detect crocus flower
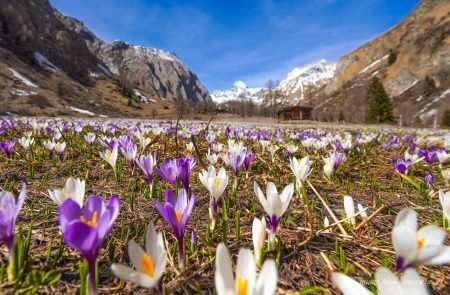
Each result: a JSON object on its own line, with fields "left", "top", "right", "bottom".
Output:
{"left": 154, "top": 189, "right": 195, "bottom": 268}
{"left": 177, "top": 156, "right": 195, "bottom": 191}
{"left": 332, "top": 267, "right": 428, "bottom": 295}
{"left": 426, "top": 172, "right": 434, "bottom": 188}
{"left": 111, "top": 222, "right": 167, "bottom": 291}
{"left": 439, "top": 190, "right": 450, "bottom": 229}
{"left": 227, "top": 142, "right": 246, "bottom": 176}
{"left": 48, "top": 177, "right": 86, "bottom": 207}
{"left": 84, "top": 133, "right": 96, "bottom": 145}
{"left": 186, "top": 142, "right": 194, "bottom": 153}
{"left": 243, "top": 150, "right": 255, "bottom": 174}
{"left": 207, "top": 150, "right": 219, "bottom": 165}
{"left": 437, "top": 150, "right": 450, "bottom": 165}
{"left": 286, "top": 143, "right": 298, "bottom": 156}
{"left": 137, "top": 153, "right": 158, "bottom": 185}
{"left": 252, "top": 217, "right": 266, "bottom": 267}
{"left": 259, "top": 140, "right": 270, "bottom": 153}
{"left": 254, "top": 181, "right": 293, "bottom": 249}
{"left": 156, "top": 158, "right": 179, "bottom": 185}
{"left": 18, "top": 136, "right": 34, "bottom": 151}
{"left": 0, "top": 183, "right": 26, "bottom": 251}
{"left": 122, "top": 145, "right": 137, "bottom": 168}
{"left": 404, "top": 150, "right": 424, "bottom": 165}
{"left": 59, "top": 194, "right": 120, "bottom": 295}
{"left": 99, "top": 145, "right": 118, "bottom": 171}
{"left": 392, "top": 207, "right": 450, "bottom": 272}
{"left": 323, "top": 156, "right": 336, "bottom": 179}
{"left": 43, "top": 139, "right": 56, "bottom": 156}
{"left": 393, "top": 159, "right": 411, "bottom": 175}
{"left": 55, "top": 141, "right": 66, "bottom": 160}
{"left": 330, "top": 151, "right": 346, "bottom": 170}
{"left": 268, "top": 145, "right": 279, "bottom": 163}
{"left": 289, "top": 156, "right": 313, "bottom": 185}
{"left": 0, "top": 139, "right": 16, "bottom": 156}
{"left": 215, "top": 243, "right": 277, "bottom": 295}
{"left": 199, "top": 166, "right": 228, "bottom": 230}
{"left": 343, "top": 195, "right": 367, "bottom": 226}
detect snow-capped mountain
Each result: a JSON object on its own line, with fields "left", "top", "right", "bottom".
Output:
{"left": 277, "top": 59, "right": 336, "bottom": 103}
{"left": 211, "top": 81, "right": 265, "bottom": 104}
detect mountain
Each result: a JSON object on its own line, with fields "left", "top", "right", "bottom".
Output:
{"left": 276, "top": 59, "right": 336, "bottom": 104}
{"left": 211, "top": 81, "right": 265, "bottom": 104}
{"left": 312, "top": 0, "right": 450, "bottom": 124}
{"left": 57, "top": 12, "right": 209, "bottom": 103}
{"left": 0, "top": 0, "right": 210, "bottom": 117}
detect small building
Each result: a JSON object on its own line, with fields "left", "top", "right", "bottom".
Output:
{"left": 277, "top": 105, "right": 313, "bottom": 122}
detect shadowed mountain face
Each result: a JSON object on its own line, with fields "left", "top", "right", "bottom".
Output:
{"left": 0, "top": 0, "right": 210, "bottom": 117}
{"left": 311, "top": 0, "right": 450, "bottom": 124}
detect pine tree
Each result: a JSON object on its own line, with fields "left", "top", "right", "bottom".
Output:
{"left": 442, "top": 110, "right": 450, "bottom": 128}
{"left": 366, "top": 77, "right": 394, "bottom": 123}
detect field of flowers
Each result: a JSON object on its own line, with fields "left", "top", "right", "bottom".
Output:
{"left": 0, "top": 117, "right": 450, "bottom": 294}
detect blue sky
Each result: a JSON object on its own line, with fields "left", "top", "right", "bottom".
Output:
{"left": 51, "top": 0, "right": 418, "bottom": 91}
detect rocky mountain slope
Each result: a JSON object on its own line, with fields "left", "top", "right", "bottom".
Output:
{"left": 276, "top": 59, "right": 336, "bottom": 104}
{"left": 211, "top": 81, "right": 265, "bottom": 104}
{"left": 0, "top": 0, "right": 210, "bottom": 117}
{"left": 312, "top": 0, "right": 450, "bottom": 124}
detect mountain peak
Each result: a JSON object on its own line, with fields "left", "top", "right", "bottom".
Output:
{"left": 232, "top": 81, "right": 247, "bottom": 89}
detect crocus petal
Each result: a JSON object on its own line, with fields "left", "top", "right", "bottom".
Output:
{"left": 331, "top": 272, "right": 372, "bottom": 295}
{"left": 215, "top": 243, "right": 234, "bottom": 295}
{"left": 254, "top": 259, "right": 278, "bottom": 295}
{"left": 254, "top": 182, "right": 268, "bottom": 213}
{"left": 62, "top": 221, "right": 98, "bottom": 262}
{"left": 111, "top": 264, "right": 135, "bottom": 282}
{"left": 236, "top": 248, "right": 256, "bottom": 295}
{"left": 427, "top": 247, "right": 450, "bottom": 265}
{"left": 59, "top": 198, "right": 83, "bottom": 232}
{"left": 392, "top": 226, "right": 418, "bottom": 267}
{"left": 128, "top": 240, "right": 146, "bottom": 273}
{"left": 376, "top": 267, "right": 403, "bottom": 295}
{"left": 399, "top": 268, "right": 429, "bottom": 295}
{"left": 395, "top": 208, "right": 418, "bottom": 231}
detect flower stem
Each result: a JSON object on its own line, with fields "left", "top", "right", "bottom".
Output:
{"left": 177, "top": 238, "right": 185, "bottom": 269}
{"left": 297, "top": 181, "right": 314, "bottom": 247}
{"left": 88, "top": 260, "right": 97, "bottom": 295}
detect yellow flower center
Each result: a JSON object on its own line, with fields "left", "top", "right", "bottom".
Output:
{"left": 140, "top": 253, "right": 155, "bottom": 277}
{"left": 237, "top": 277, "right": 248, "bottom": 295}
{"left": 80, "top": 211, "right": 98, "bottom": 227}
{"left": 176, "top": 209, "right": 182, "bottom": 222}
{"left": 214, "top": 178, "right": 221, "bottom": 188}
{"left": 107, "top": 150, "right": 112, "bottom": 157}
{"left": 417, "top": 237, "right": 426, "bottom": 249}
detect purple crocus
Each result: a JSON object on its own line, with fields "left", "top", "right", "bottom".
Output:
{"left": 137, "top": 152, "right": 158, "bottom": 185}
{"left": 0, "top": 183, "right": 26, "bottom": 252}
{"left": 393, "top": 159, "right": 411, "bottom": 175}
{"left": 0, "top": 139, "right": 16, "bottom": 156}
{"left": 177, "top": 156, "right": 196, "bottom": 191}
{"left": 59, "top": 195, "right": 120, "bottom": 295}
{"left": 426, "top": 172, "right": 434, "bottom": 188}
{"left": 243, "top": 150, "right": 255, "bottom": 172}
{"left": 155, "top": 189, "right": 195, "bottom": 268}
{"left": 330, "top": 151, "right": 346, "bottom": 170}
{"left": 156, "top": 158, "right": 179, "bottom": 185}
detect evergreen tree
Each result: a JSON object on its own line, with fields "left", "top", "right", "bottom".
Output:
{"left": 366, "top": 77, "right": 394, "bottom": 123}
{"left": 442, "top": 110, "right": 450, "bottom": 128}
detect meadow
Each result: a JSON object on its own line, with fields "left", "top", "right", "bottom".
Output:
{"left": 0, "top": 117, "right": 449, "bottom": 294}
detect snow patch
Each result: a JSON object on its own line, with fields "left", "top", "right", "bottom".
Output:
{"left": 358, "top": 55, "right": 389, "bottom": 74}
{"left": 97, "top": 64, "right": 113, "bottom": 77}
{"left": 133, "top": 89, "right": 156, "bottom": 103}
{"left": 416, "top": 88, "right": 450, "bottom": 116}
{"left": 69, "top": 106, "right": 96, "bottom": 116}
{"left": 211, "top": 81, "right": 264, "bottom": 104}
{"left": 9, "top": 68, "right": 38, "bottom": 88}
{"left": 33, "top": 52, "right": 59, "bottom": 72}
{"left": 11, "top": 88, "right": 37, "bottom": 96}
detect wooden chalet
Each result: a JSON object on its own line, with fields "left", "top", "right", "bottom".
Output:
{"left": 277, "top": 105, "right": 313, "bottom": 122}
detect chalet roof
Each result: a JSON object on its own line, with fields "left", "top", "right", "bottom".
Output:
{"left": 277, "top": 105, "right": 313, "bottom": 114}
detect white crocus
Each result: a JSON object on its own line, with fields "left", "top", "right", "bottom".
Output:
{"left": 199, "top": 166, "right": 229, "bottom": 200}
{"left": 252, "top": 217, "right": 267, "bottom": 267}
{"left": 48, "top": 177, "right": 85, "bottom": 207}
{"left": 99, "top": 145, "right": 118, "bottom": 171}
{"left": 332, "top": 267, "right": 428, "bottom": 295}
{"left": 43, "top": 139, "right": 56, "bottom": 152}
{"left": 186, "top": 142, "right": 194, "bottom": 153}
{"left": 404, "top": 150, "right": 424, "bottom": 165}
{"left": 286, "top": 143, "right": 298, "bottom": 154}
{"left": 111, "top": 222, "right": 167, "bottom": 289}
{"left": 134, "top": 131, "right": 151, "bottom": 151}
{"left": 18, "top": 136, "right": 34, "bottom": 151}
{"left": 215, "top": 243, "right": 277, "bottom": 295}
{"left": 268, "top": 145, "right": 279, "bottom": 163}
{"left": 343, "top": 196, "right": 367, "bottom": 225}
{"left": 54, "top": 141, "right": 66, "bottom": 154}
{"left": 260, "top": 140, "right": 270, "bottom": 153}
{"left": 289, "top": 156, "right": 313, "bottom": 185}
{"left": 207, "top": 151, "right": 219, "bottom": 165}
{"left": 323, "top": 156, "right": 336, "bottom": 179}
{"left": 439, "top": 190, "right": 450, "bottom": 229}
{"left": 437, "top": 150, "right": 450, "bottom": 165}
{"left": 392, "top": 207, "right": 450, "bottom": 271}
{"left": 199, "top": 166, "right": 229, "bottom": 230}
{"left": 84, "top": 133, "right": 96, "bottom": 145}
